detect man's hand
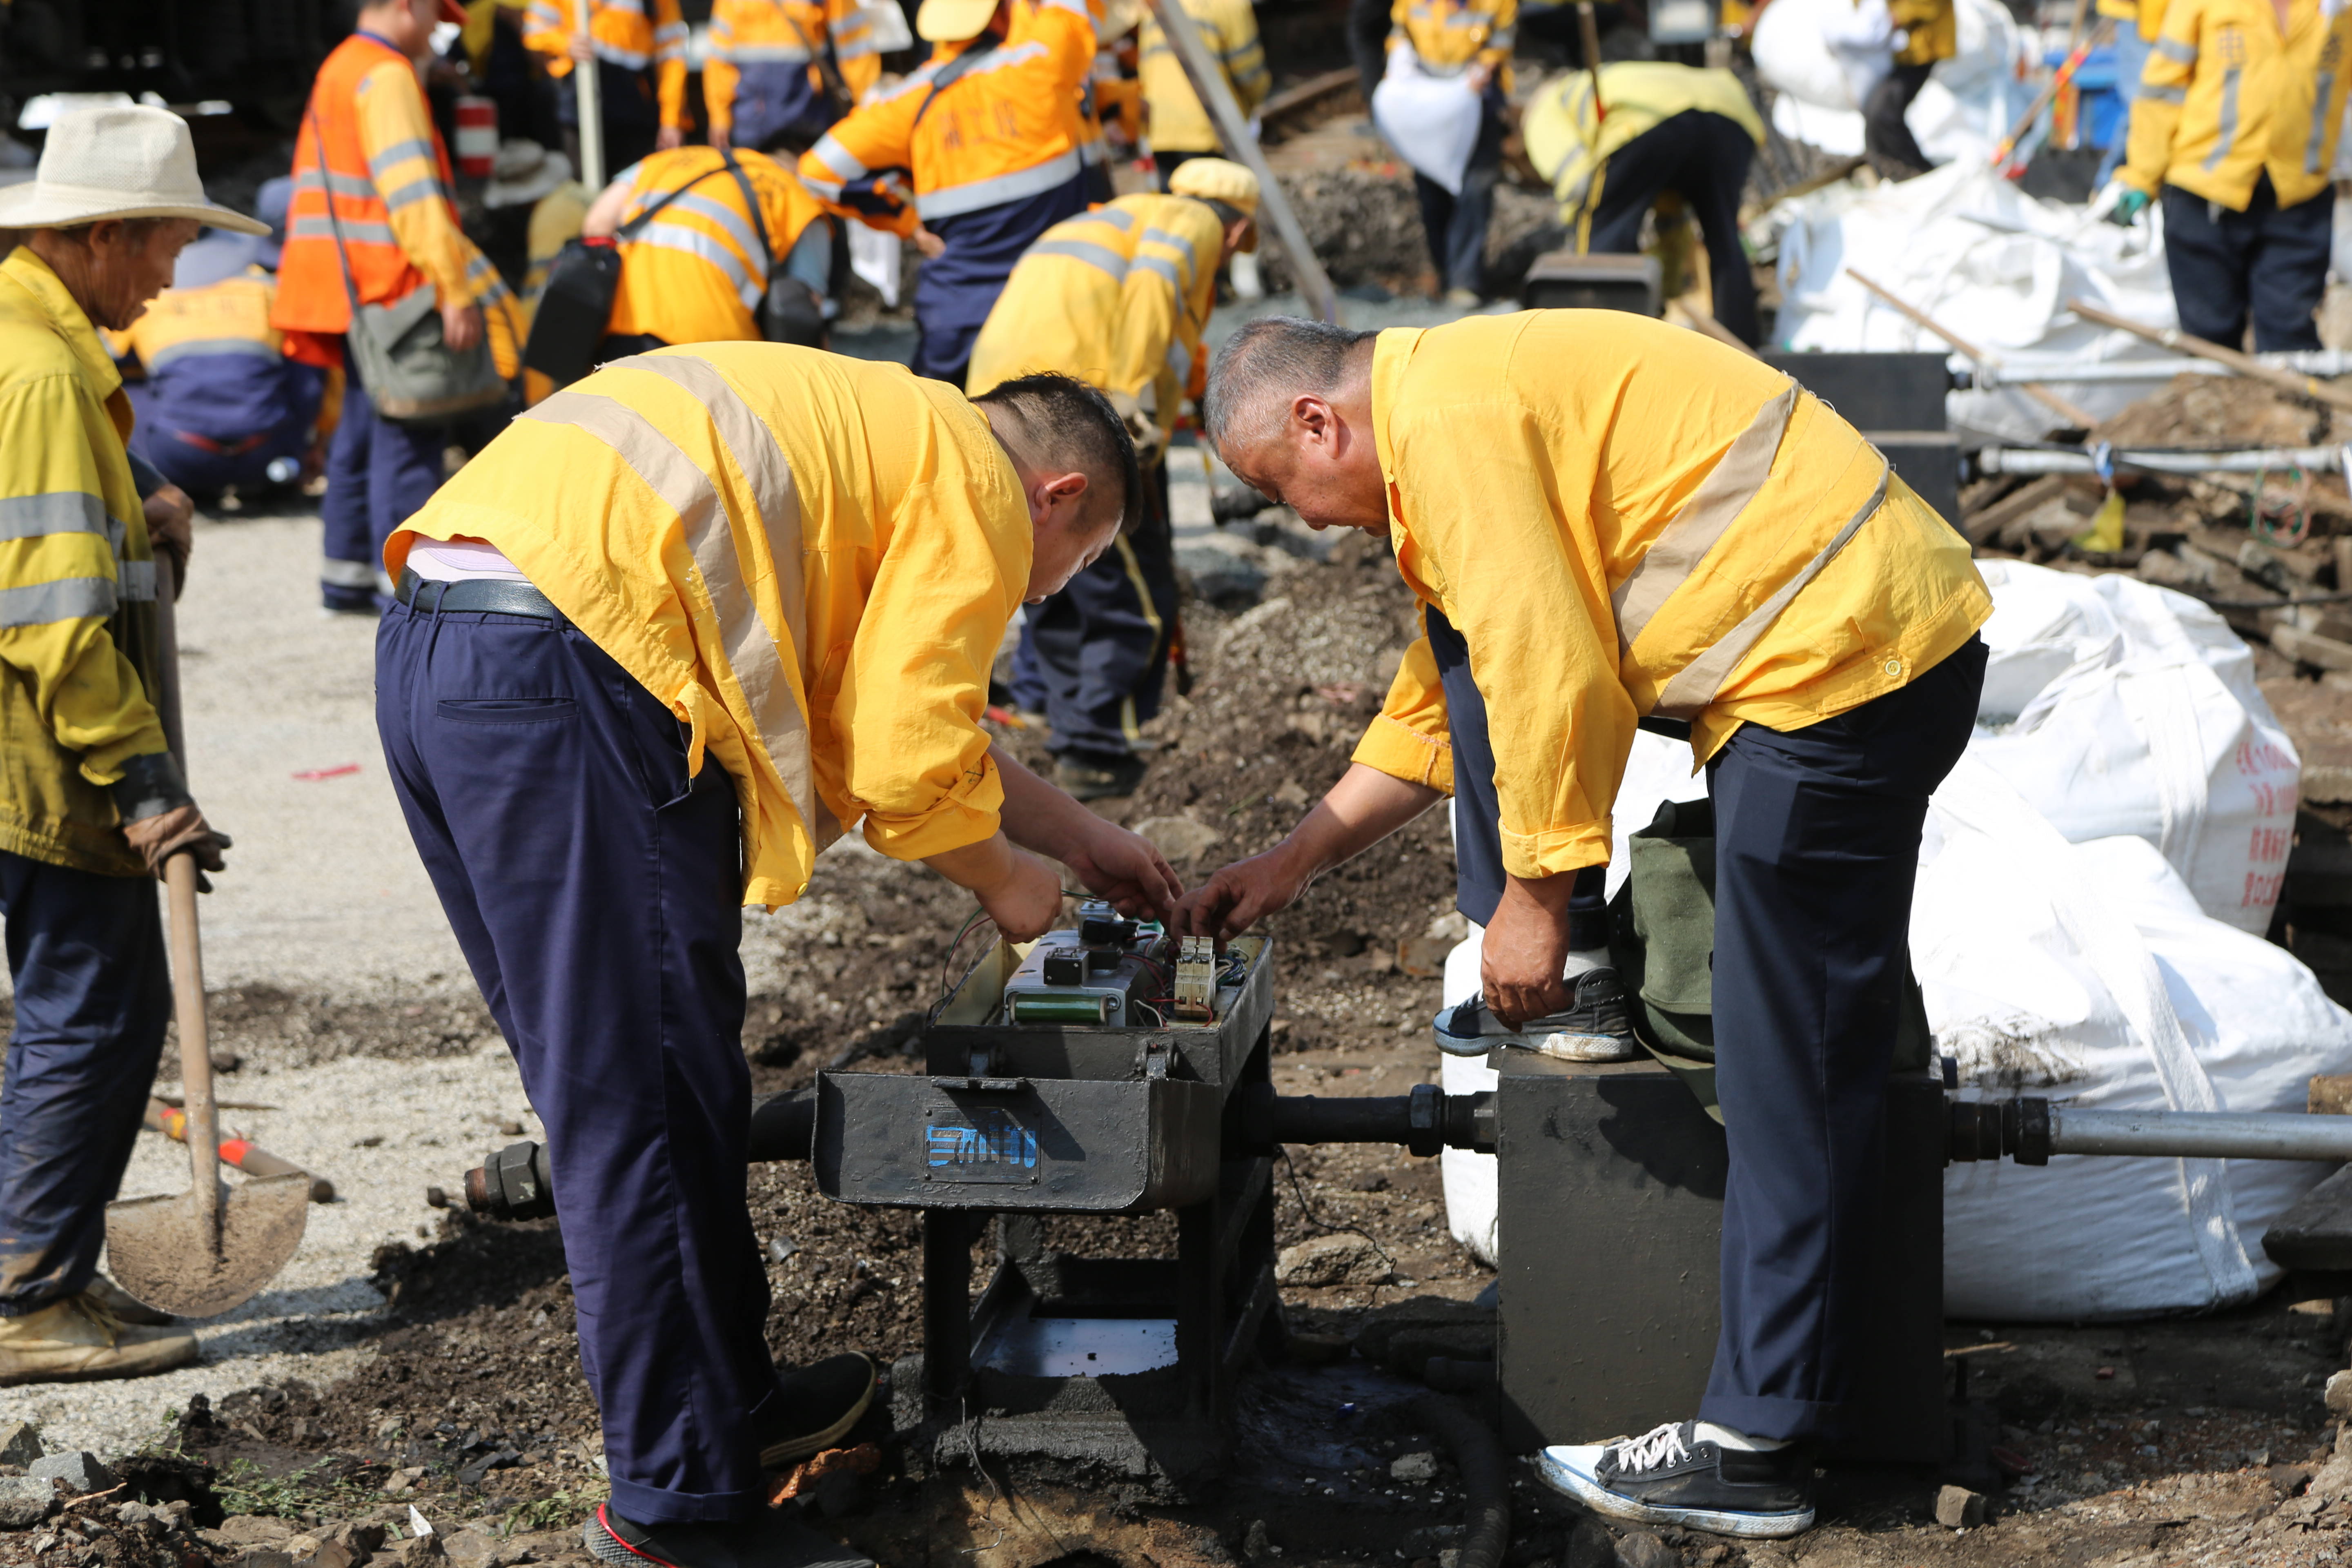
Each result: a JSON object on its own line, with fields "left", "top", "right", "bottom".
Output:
{"left": 1061, "top": 819, "right": 1182, "bottom": 923}
{"left": 567, "top": 33, "right": 597, "bottom": 61}
{"left": 1479, "top": 871, "right": 1576, "bottom": 1026}
{"left": 710, "top": 127, "right": 731, "bottom": 149}
{"left": 441, "top": 298, "right": 485, "bottom": 352}
{"left": 2107, "top": 187, "right": 2152, "bottom": 226}
{"left": 970, "top": 849, "right": 1065, "bottom": 941}
{"left": 1171, "top": 848, "right": 1308, "bottom": 942}
{"left": 122, "top": 804, "right": 231, "bottom": 882}
{"left": 143, "top": 484, "right": 194, "bottom": 597}
{"left": 656, "top": 125, "right": 685, "bottom": 150}
{"left": 912, "top": 225, "right": 946, "bottom": 259}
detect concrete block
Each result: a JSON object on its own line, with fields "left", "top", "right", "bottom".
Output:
{"left": 219, "top": 1515, "right": 299, "bottom": 1544}
{"left": 26, "top": 1451, "right": 115, "bottom": 1494}
{"left": 2327, "top": 1369, "right": 2352, "bottom": 1416}
{"left": 1935, "top": 1483, "right": 1988, "bottom": 1528}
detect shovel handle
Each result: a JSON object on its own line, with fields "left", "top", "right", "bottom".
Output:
{"left": 149, "top": 555, "right": 222, "bottom": 1251}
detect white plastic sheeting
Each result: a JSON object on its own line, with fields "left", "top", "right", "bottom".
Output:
{"left": 1769, "top": 160, "right": 2179, "bottom": 439}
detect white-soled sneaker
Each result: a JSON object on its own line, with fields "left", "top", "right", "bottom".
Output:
{"left": 1538, "top": 1421, "right": 1816, "bottom": 1539}
{"left": 1432, "top": 969, "right": 1638, "bottom": 1060}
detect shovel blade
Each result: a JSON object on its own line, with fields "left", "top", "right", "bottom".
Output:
{"left": 104, "top": 1172, "right": 309, "bottom": 1319}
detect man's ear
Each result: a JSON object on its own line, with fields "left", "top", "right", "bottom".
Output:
{"left": 1036, "top": 470, "right": 1089, "bottom": 517}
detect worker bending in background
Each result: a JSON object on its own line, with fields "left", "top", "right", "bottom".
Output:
{"left": 118, "top": 178, "right": 337, "bottom": 503}
{"left": 2112, "top": 0, "right": 2352, "bottom": 351}
{"left": 378, "top": 345, "right": 1176, "bottom": 1568}
{"left": 970, "top": 158, "right": 1261, "bottom": 799}
{"left": 1179, "top": 311, "right": 1989, "bottom": 1538}
{"left": 1861, "top": 0, "right": 1953, "bottom": 178}
{"left": 0, "top": 104, "right": 243, "bottom": 1384}
{"left": 1138, "top": 0, "right": 1269, "bottom": 185}
{"left": 1518, "top": 62, "right": 1767, "bottom": 345}
{"left": 275, "top": 0, "right": 522, "bottom": 613}
{"left": 522, "top": 0, "right": 690, "bottom": 177}
{"left": 706, "top": 0, "right": 883, "bottom": 155}
{"left": 801, "top": 0, "right": 1096, "bottom": 385}
{"left": 580, "top": 142, "right": 836, "bottom": 357}
{"left": 1376, "top": 0, "right": 1517, "bottom": 302}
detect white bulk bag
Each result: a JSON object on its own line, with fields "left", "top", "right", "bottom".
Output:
{"left": 1371, "top": 43, "right": 1485, "bottom": 196}
{"left": 1923, "top": 759, "right": 2352, "bottom": 1319}
{"left": 1970, "top": 561, "right": 2298, "bottom": 935}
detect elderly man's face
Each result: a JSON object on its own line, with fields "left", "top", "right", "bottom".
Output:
{"left": 68, "top": 218, "right": 201, "bottom": 331}
{"left": 1217, "top": 392, "right": 1390, "bottom": 537}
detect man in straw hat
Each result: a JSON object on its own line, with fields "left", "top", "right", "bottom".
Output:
{"left": 968, "top": 156, "right": 1261, "bottom": 800}
{"left": 0, "top": 102, "right": 248, "bottom": 1382}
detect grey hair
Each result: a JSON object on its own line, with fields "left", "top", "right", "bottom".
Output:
{"left": 1200, "top": 316, "right": 1376, "bottom": 459}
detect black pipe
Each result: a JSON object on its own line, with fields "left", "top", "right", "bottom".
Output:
{"left": 748, "top": 1087, "right": 817, "bottom": 1162}
{"left": 1409, "top": 1392, "right": 1509, "bottom": 1568}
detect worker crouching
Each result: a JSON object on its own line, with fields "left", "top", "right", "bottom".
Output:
{"left": 376, "top": 345, "right": 1179, "bottom": 1568}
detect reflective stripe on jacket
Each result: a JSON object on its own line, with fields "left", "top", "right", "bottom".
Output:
{"left": 386, "top": 343, "right": 1031, "bottom": 907}
{"left": 1886, "top": 0, "right": 1956, "bottom": 64}
{"left": 2097, "top": 0, "right": 2176, "bottom": 43}
{"left": 1522, "top": 62, "right": 1763, "bottom": 220}
{"left": 800, "top": 0, "right": 1095, "bottom": 229}
{"left": 706, "top": 0, "right": 883, "bottom": 144}
{"left": 1351, "top": 312, "right": 1990, "bottom": 879}
{"left": 116, "top": 273, "right": 329, "bottom": 448}
{"left": 966, "top": 192, "right": 1225, "bottom": 420}
{"left": 2122, "top": 0, "right": 2352, "bottom": 209}
{"left": 1389, "top": 0, "right": 1515, "bottom": 80}
{"left": 1138, "top": 0, "right": 1269, "bottom": 154}
{"left": 0, "top": 247, "right": 166, "bottom": 877}
{"left": 274, "top": 32, "right": 519, "bottom": 336}
{"left": 607, "top": 147, "right": 829, "bottom": 342}
{"left": 523, "top": 0, "right": 690, "bottom": 126}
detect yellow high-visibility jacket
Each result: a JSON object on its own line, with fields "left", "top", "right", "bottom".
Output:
{"left": 523, "top": 0, "right": 691, "bottom": 129}
{"left": 524, "top": 180, "right": 594, "bottom": 307}
{"left": 2097, "top": 0, "right": 2174, "bottom": 43}
{"left": 0, "top": 247, "right": 167, "bottom": 877}
{"left": 1522, "top": 62, "right": 1763, "bottom": 224}
{"left": 2122, "top": 0, "right": 2352, "bottom": 209}
{"left": 1138, "top": 0, "right": 1269, "bottom": 155}
{"left": 704, "top": 0, "right": 885, "bottom": 146}
{"left": 1886, "top": 0, "right": 1956, "bottom": 64}
{"left": 388, "top": 344, "right": 1031, "bottom": 908}
{"left": 606, "top": 146, "right": 831, "bottom": 344}
{"left": 1392, "top": 0, "right": 1515, "bottom": 89}
{"left": 1352, "top": 312, "right": 1989, "bottom": 878}
{"left": 965, "top": 192, "right": 1226, "bottom": 421}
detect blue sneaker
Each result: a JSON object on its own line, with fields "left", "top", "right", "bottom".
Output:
{"left": 1432, "top": 968, "right": 1637, "bottom": 1060}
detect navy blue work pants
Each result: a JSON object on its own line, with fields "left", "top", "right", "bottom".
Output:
{"left": 375, "top": 600, "right": 782, "bottom": 1523}
{"left": 1584, "top": 111, "right": 1762, "bottom": 347}
{"left": 2163, "top": 176, "right": 2333, "bottom": 353}
{"left": 1009, "top": 464, "right": 1177, "bottom": 762}
{"left": 321, "top": 361, "right": 448, "bottom": 611}
{"left": 1411, "top": 93, "right": 1505, "bottom": 295}
{"left": 913, "top": 172, "right": 1092, "bottom": 386}
{"left": 1699, "top": 635, "right": 1984, "bottom": 1441}
{"left": 0, "top": 851, "right": 171, "bottom": 1316}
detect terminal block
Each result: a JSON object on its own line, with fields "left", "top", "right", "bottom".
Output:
{"left": 1173, "top": 936, "right": 1216, "bottom": 1022}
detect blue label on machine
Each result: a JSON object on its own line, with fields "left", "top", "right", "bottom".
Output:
{"left": 925, "top": 1108, "right": 1038, "bottom": 1180}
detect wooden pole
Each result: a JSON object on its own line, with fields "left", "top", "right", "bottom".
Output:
{"left": 1846, "top": 268, "right": 2100, "bottom": 428}
{"left": 575, "top": 0, "right": 606, "bottom": 189}
{"left": 2067, "top": 296, "right": 2352, "bottom": 413}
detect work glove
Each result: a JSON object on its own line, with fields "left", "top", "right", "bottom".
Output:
{"left": 2107, "top": 187, "right": 2152, "bottom": 227}
{"left": 111, "top": 752, "right": 231, "bottom": 883}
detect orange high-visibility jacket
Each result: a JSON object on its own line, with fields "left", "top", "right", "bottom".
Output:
{"left": 607, "top": 147, "right": 832, "bottom": 343}
{"left": 523, "top": 0, "right": 691, "bottom": 129}
{"left": 705, "top": 0, "right": 885, "bottom": 144}
{"left": 274, "top": 31, "right": 518, "bottom": 343}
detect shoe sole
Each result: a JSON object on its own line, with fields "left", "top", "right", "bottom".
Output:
{"left": 585, "top": 1509, "right": 651, "bottom": 1568}
{"left": 1536, "top": 1451, "right": 1814, "bottom": 1540}
{"left": 1532, "top": 1032, "right": 1644, "bottom": 1063}
{"left": 1433, "top": 1029, "right": 1493, "bottom": 1058}
{"left": 758, "top": 1363, "right": 878, "bottom": 1468}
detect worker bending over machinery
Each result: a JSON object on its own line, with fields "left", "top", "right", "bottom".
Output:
{"left": 522, "top": 0, "right": 691, "bottom": 175}
{"left": 0, "top": 105, "right": 245, "bottom": 1385}
{"left": 801, "top": 0, "right": 1096, "bottom": 385}
{"left": 969, "top": 157, "right": 1261, "bottom": 799}
{"left": 118, "top": 178, "right": 335, "bottom": 503}
{"left": 706, "top": 0, "right": 884, "bottom": 155}
{"left": 379, "top": 345, "right": 1177, "bottom": 1568}
{"left": 1519, "top": 63, "right": 1767, "bottom": 345}
{"left": 1137, "top": 0, "right": 1270, "bottom": 185}
{"left": 2111, "top": 0, "right": 2352, "bottom": 352}
{"left": 275, "top": 0, "right": 521, "bottom": 613}
{"left": 580, "top": 143, "right": 836, "bottom": 356}
{"left": 1178, "top": 312, "right": 1989, "bottom": 1539}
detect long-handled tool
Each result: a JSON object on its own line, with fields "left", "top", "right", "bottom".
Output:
{"left": 143, "top": 1100, "right": 335, "bottom": 1204}
{"left": 104, "top": 554, "right": 307, "bottom": 1318}
{"left": 2067, "top": 296, "right": 2352, "bottom": 414}
{"left": 1846, "top": 267, "right": 2100, "bottom": 428}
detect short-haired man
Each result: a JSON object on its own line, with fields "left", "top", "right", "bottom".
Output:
{"left": 0, "top": 104, "right": 245, "bottom": 1381}
{"left": 1176, "top": 312, "right": 1989, "bottom": 1539}
{"left": 379, "top": 345, "right": 1176, "bottom": 1568}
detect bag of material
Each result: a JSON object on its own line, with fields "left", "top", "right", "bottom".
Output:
{"left": 1371, "top": 42, "right": 1484, "bottom": 196}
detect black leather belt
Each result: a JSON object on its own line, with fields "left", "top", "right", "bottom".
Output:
{"left": 394, "top": 568, "right": 558, "bottom": 619}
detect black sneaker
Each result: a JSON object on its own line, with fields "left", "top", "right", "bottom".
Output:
{"left": 1054, "top": 753, "right": 1148, "bottom": 801}
{"left": 1432, "top": 969, "right": 1638, "bottom": 1061}
{"left": 1537, "top": 1421, "right": 1815, "bottom": 1539}
{"left": 755, "top": 1352, "right": 878, "bottom": 1468}
{"left": 583, "top": 1503, "right": 873, "bottom": 1568}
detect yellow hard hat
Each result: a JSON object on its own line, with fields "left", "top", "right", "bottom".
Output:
{"left": 1167, "top": 157, "right": 1261, "bottom": 250}
{"left": 916, "top": 0, "right": 999, "bottom": 40}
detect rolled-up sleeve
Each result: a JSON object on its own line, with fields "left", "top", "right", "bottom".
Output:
{"left": 1352, "top": 618, "right": 1453, "bottom": 792}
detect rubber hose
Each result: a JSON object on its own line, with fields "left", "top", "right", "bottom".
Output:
{"left": 1410, "top": 1392, "right": 1509, "bottom": 1568}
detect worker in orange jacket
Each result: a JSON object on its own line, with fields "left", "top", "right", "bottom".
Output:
{"left": 523, "top": 0, "right": 690, "bottom": 177}
{"left": 800, "top": 0, "right": 1096, "bottom": 384}
{"left": 274, "top": 0, "right": 522, "bottom": 611}
{"left": 706, "top": 0, "right": 884, "bottom": 154}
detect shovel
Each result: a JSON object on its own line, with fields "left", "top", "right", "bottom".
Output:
{"left": 103, "top": 552, "right": 307, "bottom": 1318}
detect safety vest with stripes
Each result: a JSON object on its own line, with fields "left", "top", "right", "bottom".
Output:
{"left": 115, "top": 273, "right": 332, "bottom": 452}
{"left": 800, "top": 0, "right": 1095, "bottom": 229}
{"left": 1389, "top": 0, "right": 1515, "bottom": 79}
{"left": 607, "top": 147, "right": 830, "bottom": 343}
{"left": 705, "top": 0, "right": 884, "bottom": 147}
{"left": 1352, "top": 311, "right": 1990, "bottom": 881}
{"left": 1138, "top": 0, "right": 1270, "bottom": 154}
{"left": 386, "top": 344, "right": 1033, "bottom": 909}
{"left": 966, "top": 192, "right": 1225, "bottom": 422}
{"left": 2122, "top": 0, "right": 2352, "bottom": 209}
{"left": 523, "top": 0, "right": 691, "bottom": 127}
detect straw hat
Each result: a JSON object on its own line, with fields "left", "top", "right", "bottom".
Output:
{"left": 1167, "top": 157, "right": 1261, "bottom": 249}
{"left": 0, "top": 104, "right": 268, "bottom": 234}
{"left": 916, "top": 0, "right": 1000, "bottom": 42}
{"left": 485, "top": 140, "right": 576, "bottom": 209}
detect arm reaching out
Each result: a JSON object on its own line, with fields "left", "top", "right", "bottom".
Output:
{"left": 991, "top": 743, "right": 1183, "bottom": 920}
{"left": 1173, "top": 763, "right": 1442, "bottom": 940}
